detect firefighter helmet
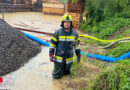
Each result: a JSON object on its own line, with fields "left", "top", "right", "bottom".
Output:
{"left": 61, "top": 14, "right": 73, "bottom": 27}
{"left": 61, "top": 14, "right": 73, "bottom": 23}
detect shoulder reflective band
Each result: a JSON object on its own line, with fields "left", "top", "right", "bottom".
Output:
{"left": 51, "top": 37, "right": 58, "bottom": 42}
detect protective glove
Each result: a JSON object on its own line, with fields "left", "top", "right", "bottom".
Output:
{"left": 49, "top": 54, "right": 54, "bottom": 62}
{"left": 77, "top": 54, "right": 81, "bottom": 64}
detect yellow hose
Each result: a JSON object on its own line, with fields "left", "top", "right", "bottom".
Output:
{"left": 79, "top": 34, "right": 130, "bottom": 42}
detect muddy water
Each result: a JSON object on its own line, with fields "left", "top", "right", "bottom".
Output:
{"left": 1, "top": 47, "right": 61, "bottom": 90}
{"left": 0, "top": 12, "right": 61, "bottom": 34}
{"left": 0, "top": 12, "right": 66, "bottom": 90}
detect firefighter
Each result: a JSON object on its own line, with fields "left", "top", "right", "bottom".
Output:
{"left": 49, "top": 14, "right": 81, "bottom": 79}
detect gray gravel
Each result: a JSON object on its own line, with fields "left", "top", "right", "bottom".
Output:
{"left": 0, "top": 19, "right": 41, "bottom": 76}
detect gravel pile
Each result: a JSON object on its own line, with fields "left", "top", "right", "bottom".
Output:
{"left": 0, "top": 19, "right": 41, "bottom": 76}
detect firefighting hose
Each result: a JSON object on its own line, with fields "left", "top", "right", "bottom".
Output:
{"left": 23, "top": 32, "right": 130, "bottom": 62}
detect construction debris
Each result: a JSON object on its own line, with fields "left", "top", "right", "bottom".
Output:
{"left": 0, "top": 19, "right": 41, "bottom": 76}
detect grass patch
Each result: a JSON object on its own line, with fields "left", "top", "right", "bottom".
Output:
{"left": 104, "top": 42, "right": 130, "bottom": 57}
{"left": 87, "top": 59, "right": 130, "bottom": 90}
{"left": 71, "top": 55, "right": 89, "bottom": 77}
{"left": 80, "top": 15, "right": 130, "bottom": 39}
{"left": 71, "top": 56, "right": 79, "bottom": 77}
{"left": 114, "top": 29, "right": 130, "bottom": 39}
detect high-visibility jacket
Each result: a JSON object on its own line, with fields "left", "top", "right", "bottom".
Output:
{"left": 49, "top": 28, "right": 81, "bottom": 64}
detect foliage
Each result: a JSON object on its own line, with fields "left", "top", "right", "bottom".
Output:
{"left": 103, "top": 29, "right": 130, "bottom": 57}
{"left": 72, "top": 1, "right": 130, "bottom": 89}
{"left": 114, "top": 29, "right": 130, "bottom": 39}
{"left": 88, "top": 59, "right": 130, "bottom": 90}
{"left": 70, "top": 56, "right": 79, "bottom": 77}
{"left": 60, "top": 0, "right": 67, "bottom": 4}
{"left": 80, "top": 0, "right": 130, "bottom": 39}
{"left": 115, "top": 11, "right": 130, "bottom": 18}
{"left": 84, "top": 0, "right": 129, "bottom": 22}
{"left": 71, "top": 0, "right": 77, "bottom": 3}
{"left": 80, "top": 14, "right": 130, "bottom": 39}
{"left": 71, "top": 55, "right": 87, "bottom": 77}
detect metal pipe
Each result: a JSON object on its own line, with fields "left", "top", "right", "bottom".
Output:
{"left": 2, "top": 7, "right": 4, "bottom": 20}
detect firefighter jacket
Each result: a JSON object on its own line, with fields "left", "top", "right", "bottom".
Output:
{"left": 49, "top": 28, "right": 81, "bottom": 64}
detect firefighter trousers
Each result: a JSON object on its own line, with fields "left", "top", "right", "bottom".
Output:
{"left": 52, "top": 59, "right": 72, "bottom": 79}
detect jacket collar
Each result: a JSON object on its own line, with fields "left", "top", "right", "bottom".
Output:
{"left": 62, "top": 27, "right": 72, "bottom": 34}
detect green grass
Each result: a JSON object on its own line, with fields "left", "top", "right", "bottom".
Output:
{"left": 70, "top": 55, "right": 87, "bottom": 77}
{"left": 80, "top": 17, "right": 130, "bottom": 39}
{"left": 70, "top": 56, "right": 79, "bottom": 77}
{"left": 87, "top": 59, "right": 130, "bottom": 90}
{"left": 114, "top": 29, "right": 130, "bottom": 39}
{"left": 81, "top": 29, "right": 130, "bottom": 89}
{"left": 104, "top": 42, "right": 130, "bottom": 58}
{"left": 79, "top": 3, "right": 130, "bottom": 89}
{"left": 79, "top": 19, "right": 130, "bottom": 89}
{"left": 59, "top": 0, "right": 67, "bottom": 4}
{"left": 72, "top": 6, "right": 130, "bottom": 89}
{"left": 103, "top": 29, "right": 130, "bottom": 57}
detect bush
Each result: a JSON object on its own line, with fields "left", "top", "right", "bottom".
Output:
{"left": 84, "top": 0, "right": 129, "bottom": 22}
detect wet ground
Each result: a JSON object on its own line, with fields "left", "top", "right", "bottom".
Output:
{"left": 0, "top": 12, "right": 62, "bottom": 90}
{"left": 1, "top": 47, "right": 55, "bottom": 90}
{"left": 0, "top": 12, "right": 101, "bottom": 90}
{"left": 1, "top": 12, "right": 61, "bottom": 39}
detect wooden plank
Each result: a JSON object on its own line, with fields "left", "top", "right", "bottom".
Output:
{"left": 43, "top": 7, "right": 64, "bottom": 15}
{"left": 41, "top": 0, "right": 60, "bottom": 3}
{"left": 42, "top": 3, "right": 64, "bottom": 8}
